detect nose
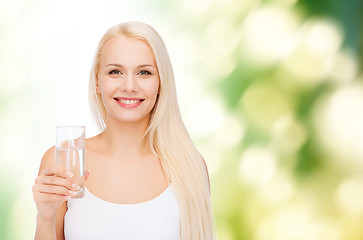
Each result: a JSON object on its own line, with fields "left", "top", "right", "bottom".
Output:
{"left": 121, "top": 75, "right": 138, "bottom": 93}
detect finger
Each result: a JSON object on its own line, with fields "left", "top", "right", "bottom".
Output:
{"left": 36, "top": 176, "right": 80, "bottom": 191}
{"left": 36, "top": 184, "right": 78, "bottom": 197}
{"left": 42, "top": 166, "right": 73, "bottom": 178}
{"left": 42, "top": 166, "right": 62, "bottom": 176}
{"left": 85, "top": 170, "right": 90, "bottom": 180}
{"left": 35, "top": 192, "right": 71, "bottom": 202}
{"left": 33, "top": 184, "right": 71, "bottom": 202}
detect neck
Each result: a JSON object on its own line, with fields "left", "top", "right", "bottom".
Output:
{"left": 99, "top": 117, "right": 152, "bottom": 162}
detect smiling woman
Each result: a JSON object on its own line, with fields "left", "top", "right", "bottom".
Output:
{"left": 96, "top": 35, "right": 160, "bottom": 124}
{"left": 32, "top": 21, "right": 215, "bottom": 240}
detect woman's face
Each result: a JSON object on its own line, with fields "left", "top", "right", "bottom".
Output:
{"left": 97, "top": 35, "right": 160, "bottom": 125}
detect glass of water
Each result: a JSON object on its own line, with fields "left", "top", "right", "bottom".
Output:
{"left": 56, "top": 126, "right": 85, "bottom": 198}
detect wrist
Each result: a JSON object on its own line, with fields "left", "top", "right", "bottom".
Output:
{"left": 36, "top": 214, "right": 56, "bottom": 224}
{"left": 35, "top": 215, "right": 57, "bottom": 240}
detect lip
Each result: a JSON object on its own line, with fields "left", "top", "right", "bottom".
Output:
{"left": 114, "top": 97, "right": 145, "bottom": 108}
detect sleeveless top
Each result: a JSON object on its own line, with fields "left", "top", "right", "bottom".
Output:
{"left": 64, "top": 184, "right": 180, "bottom": 240}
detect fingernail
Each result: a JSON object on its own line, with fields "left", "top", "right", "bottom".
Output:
{"left": 72, "top": 184, "right": 80, "bottom": 190}
{"left": 69, "top": 190, "right": 77, "bottom": 196}
{"left": 65, "top": 171, "right": 73, "bottom": 177}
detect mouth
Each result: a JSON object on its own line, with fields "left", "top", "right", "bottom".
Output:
{"left": 113, "top": 97, "right": 145, "bottom": 108}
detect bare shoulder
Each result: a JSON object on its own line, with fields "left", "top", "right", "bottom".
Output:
{"left": 38, "top": 146, "right": 56, "bottom": 175}
{"left": 85, "top": 134, "right": 102, "bottom": 152}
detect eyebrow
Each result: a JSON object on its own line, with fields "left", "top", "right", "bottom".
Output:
{"left": 106, "top": 64, "right": 156, "bottom": 68}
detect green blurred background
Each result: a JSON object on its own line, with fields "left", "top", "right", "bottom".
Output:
{"left": 1, "top": 0, "right": 363, "bottom": 239}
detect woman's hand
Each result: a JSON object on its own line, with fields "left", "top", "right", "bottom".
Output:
{"left": 32, "top": 166, "right": 89, "bottom": 221}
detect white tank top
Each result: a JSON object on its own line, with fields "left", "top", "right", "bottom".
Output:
{"left": 64, "top": 184, "right": 180, "bottom": 239}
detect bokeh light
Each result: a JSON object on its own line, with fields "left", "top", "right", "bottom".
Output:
{"left": 238, "top": 146, "right": 277, "bottom": 187}
{"left": 315, "top": 82, "right": 363, "bottom": 167}
{"left": 281, "top": 18, "right": 343, "bottom": 85}
{"left": 1, "top": 0, "right": 363, "bottom": 239}
{"left": 240, "top": 4, "right": 300, "bottom": 67}
{"left": 336, "top": 176, "right": 363, "bottom": 216}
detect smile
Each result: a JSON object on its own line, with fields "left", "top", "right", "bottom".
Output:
{"left": 114, "top": 98, "right": 145, "bottom": 108}
{"left": 119, "top": 99, "right": 142, "bottom": 104}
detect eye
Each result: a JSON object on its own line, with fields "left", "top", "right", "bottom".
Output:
{"left": 138, "top": 70, "right": 152, "bottom": 75}
{"left": 109, "top": 69, "right": 122, "bottom": 75}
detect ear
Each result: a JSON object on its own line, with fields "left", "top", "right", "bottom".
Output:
{"left": 96, "top": 85, "right": 101, "bottom": 94}
{"left": 96, "top": 78, "right": 101, "bottom": 94}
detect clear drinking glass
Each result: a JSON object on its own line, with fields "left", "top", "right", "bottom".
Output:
{"left": 56, "top": 126, "right": 85, "bottom": 198}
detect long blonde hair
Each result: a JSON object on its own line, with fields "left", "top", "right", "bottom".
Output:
{"left": 88, "top": 22, "right": 215, "bottom": 239}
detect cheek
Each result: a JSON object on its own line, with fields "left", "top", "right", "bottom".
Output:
{"left": 148, "top": 80, "right": 160, "bottom": 97}
{"left": 97, "top": 79, "right": 114, "bottom": 100}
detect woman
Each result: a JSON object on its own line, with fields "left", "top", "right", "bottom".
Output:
{"left": 33, "top": 21, "right": 215, "bottom": 239}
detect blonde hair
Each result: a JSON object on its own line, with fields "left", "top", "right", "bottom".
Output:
{"left": 88, "top": 22, "right": 215, "bottom": 239}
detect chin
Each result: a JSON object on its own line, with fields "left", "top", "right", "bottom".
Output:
{"left": 111, "top": 114, "right": 151, "bottom": 125}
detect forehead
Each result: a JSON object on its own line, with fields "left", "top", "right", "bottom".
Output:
{"left": 100, "top": 35, "right": 155, "bottom": 65}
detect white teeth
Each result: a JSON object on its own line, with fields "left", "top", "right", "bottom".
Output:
{"left": 118, "top": 99, "right": 141, "bottom": 104}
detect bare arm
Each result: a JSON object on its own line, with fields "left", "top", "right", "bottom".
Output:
{"left": 33, "top": 147, "right": 73, "bottom": 240}
{"left": 36, "top": 204, "right": 66, "bottom": 240}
